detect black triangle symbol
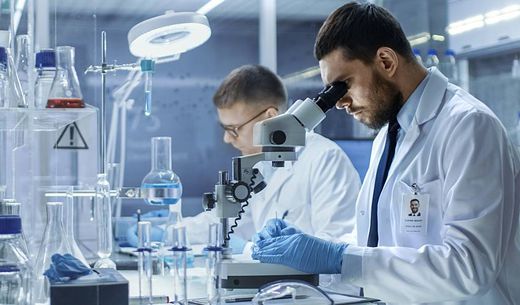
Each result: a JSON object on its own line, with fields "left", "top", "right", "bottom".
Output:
{"left": 53, "top": 122, "right": 89, "bottom": 149}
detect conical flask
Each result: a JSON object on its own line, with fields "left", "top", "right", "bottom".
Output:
{"left": 63, "top": 192, "right": 89, "bottom": 267}
{"left": 33, "top": 202, "right": 74, "bottom": 305}
{"left": 46, "top": 46, "right": 84, "bottom": 108}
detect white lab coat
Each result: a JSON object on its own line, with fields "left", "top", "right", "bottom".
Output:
{"left": 184, "top": 132, "right": 361, "bottom": 244}
{"left": 340, "top": 69, "right": 520, "bottom": 305}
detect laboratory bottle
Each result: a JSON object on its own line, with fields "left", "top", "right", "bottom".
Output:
{"left": 141, "top": 137, "right": 183, "bottom": 205}
{"left": 33, "top": 202, "right": 73, "bottom": 305}
{"left": 46, "top": 46, "right": 84, "bottom": 108}
{"left": 0, "top": 201, "right": 30, "bottom": 260}
{"left": 0, "top": 216, "right": 32, "bottom": 305}
{"left": 413, "top": 48, "right": 423, "bottom": 66}
{"left": 440, "top": 49, "right": 459, "bottom": 84}
{"left": 0, "top": 31, "right": 27, "bottom": 108}
{"left": 34, "top": 49, "right": 56, "bottom": 109}
{"left": 0, "top": 47, "right": 8, "bottom": 108}
{"left": 14, "top": 35, "right": 30, "bottom": 100}
{"left": 512, "top": 55, "right": 520, "bottom": 79}
{"left": 424, "top": 49, "right": 439, "bottom": 68}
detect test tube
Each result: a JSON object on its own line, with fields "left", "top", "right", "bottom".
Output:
{"left": 170, "top": 226, "right": 189, "bottom": 305}
{"left": 205, "top": 223, "right": 223, "bottom": 305}
{"left": 137, "top": 221, "right": 153, "bottom": 304}
{"left": 94, "top": 173, "right": 116, "bottom": 269}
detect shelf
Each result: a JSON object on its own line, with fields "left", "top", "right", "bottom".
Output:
{"left": 0, "top": 105, "right": 98, "bottom": 131}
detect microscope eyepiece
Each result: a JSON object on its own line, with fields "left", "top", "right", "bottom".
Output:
{"left": 315, "top": 81, "right": 348, "bottom": 113}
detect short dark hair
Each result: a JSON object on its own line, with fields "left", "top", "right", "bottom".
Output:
{"left": 314, "top": 2, "right": 414, "bottom": 63}
{"left": 213, "top": 65, "right": 287, "bottom": 110}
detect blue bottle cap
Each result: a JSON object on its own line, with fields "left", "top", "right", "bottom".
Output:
{"left": 35, "top": 49, "right": 56, "bottom": 68}
{"left": 0, "top": 216, "right": 22, "bottom": 234}
{"left": 444, "top": 49, "right": 456, "bottom": 56}
{"left": 0, "top": 47, "right": 7, "bottom": 66}
{"left": 427, "top": 49, "right": 438, "bottom": 55}
{"left": 412, "top": 48, "right": 421, "bottom": 55}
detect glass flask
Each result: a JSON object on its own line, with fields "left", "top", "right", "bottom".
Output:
{"left": 46, "top": 46, "right": 85, "bottom": 108}
{"left": 0, "top": 216, "right": 32, "bottom": 305}
{"left": 34, "top": 202, "right": 74, "bottom": 305}
{"left": 14, "top": 35, "right": 30, "bottom": 100}
{"left": 93, "top": 174, "right": 116, "bottom": 269}
{"left": 63, "top": 191, "right": 88, "bottom": 267}
{"left": 141, "top": 137, "right": 182, "bottom": 205}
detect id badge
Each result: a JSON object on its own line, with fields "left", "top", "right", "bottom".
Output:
{"left": 400, "top": 192, "right": 429, "bottom": 234}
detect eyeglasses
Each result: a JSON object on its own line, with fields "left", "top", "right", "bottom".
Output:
{"left": 220, "top": 107, "right": 277, "bottom": 138}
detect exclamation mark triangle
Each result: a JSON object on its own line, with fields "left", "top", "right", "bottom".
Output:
{"left": 54, "top": 122, "right": 89, "bottom": 149}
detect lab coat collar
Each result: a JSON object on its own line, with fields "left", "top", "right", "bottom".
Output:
{"left": 414, "top": 67, "right": 448, "bottom": 126}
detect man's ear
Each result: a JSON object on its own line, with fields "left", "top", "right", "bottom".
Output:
{"left": 374, "top": 47, "right": 398, "bottom": 78}
{"left": 266, "top": 107, "right": 279, "bottom": 118}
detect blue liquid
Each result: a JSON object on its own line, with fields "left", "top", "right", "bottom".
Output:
{"left": 144, "top": 90, "right": 152, "bottom": 116}
{"left": 163, "top": 252, "right": 195, "bottom": 268}
{"left": 141, "top": 182, "right": 182, "bottom": 205}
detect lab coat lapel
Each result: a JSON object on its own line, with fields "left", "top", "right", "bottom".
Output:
{"left": 386, "top": 68, "right": 448, "bottom": 180}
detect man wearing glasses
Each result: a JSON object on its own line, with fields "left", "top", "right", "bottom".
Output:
{"left": 183, "top": 64, "right": 361, "bottom": 251}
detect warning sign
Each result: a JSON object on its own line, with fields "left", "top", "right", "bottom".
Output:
{"left": 54, "top": 122, "right": 89, "bottom": 149}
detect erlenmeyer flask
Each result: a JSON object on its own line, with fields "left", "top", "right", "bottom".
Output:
{"left": 63, "top": 192, "right": 89, "bottom": 267}
{"left": 141, "top": 137, "right": 182, "bottom": 205}
{"left": 46, "top": 46, "right": 85, "bottom": 108}
{"left": 33, "top": 202, "right": 74, "bottom": 305}
{"left": 14, "top": 35, "right": 30, "bottom": 99}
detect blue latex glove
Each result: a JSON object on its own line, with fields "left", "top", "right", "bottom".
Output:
{"left": 133, "top": 209, "right": 169, "bottom": 218}
{"left": 44, "top": 253, "right": 91, "bottom": 282}
{"left": 252, "top": 233, "right": 347, "bottom": 274}
{"left": 252, "top": 218, "right": 301, "bottom": 244}
{"left": 125, "top": 224, "right": 164, "bottom": 248}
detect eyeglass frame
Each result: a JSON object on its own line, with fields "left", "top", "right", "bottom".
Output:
{"left": 220, "top": 106, "right": 278, "bottom": 138}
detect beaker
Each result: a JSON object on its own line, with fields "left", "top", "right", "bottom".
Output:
{"left": 205, "top": 223, "right": 223, "bottom": 305}
{"left": 141, "top": 137, "right": 182, "bottom": 205}
{"left": 33, "top": 202, "right": 74, "bottom": 305}
{"left": 46, "top": 46, "right": 85, "bottom": 108}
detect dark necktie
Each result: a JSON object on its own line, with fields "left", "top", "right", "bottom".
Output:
{"left": 367, "top": 119, "right": 400, "bottom": 247}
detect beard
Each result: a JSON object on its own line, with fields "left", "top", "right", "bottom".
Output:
{"left": 362, "top": 70, "right": 403, "bottom": 130}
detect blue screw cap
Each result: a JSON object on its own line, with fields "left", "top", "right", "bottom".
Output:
{"left": 35, "top": 49, "right": 56, "bottom": 68}
{"left": 0, "top": 216, "right": 22, "bottom": 234}
{"left": 444, "top": 49, "right": 456, "bottom": 56}
{"left": 427, "top": 49, "right": 438, "bottom": 55}
{"left": 0, "top": 47, "right": 7, "bottom": 66}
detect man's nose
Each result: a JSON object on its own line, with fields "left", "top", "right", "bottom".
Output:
{"left": 336, "top": 96, "right": 352, "bottom": 109}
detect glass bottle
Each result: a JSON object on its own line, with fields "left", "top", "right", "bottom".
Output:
{"left": 424, "top": 49, "right": 439, "bottom": 68}
{"left": 93, "top": 173, "right": 116, "bottom": 269}
{"left": 34, "top": 49, "right": 56, "bottom": 109}
{"left": 63, "top": 192, "right": 88, "bottom": 267}
{"left": 0, "top": 216, "right": 32, "bottom": 305}
{"left": 14, "top": 35, "right": 30, "bottom": 100}
{"left": 34, "top": 202, "right": 73, "bottom": 305}
{"left": 141, "top": 137, "right": 182, "bottom": 205}
{"left": 46, "top": 46, "right": 85, "bottom": 108}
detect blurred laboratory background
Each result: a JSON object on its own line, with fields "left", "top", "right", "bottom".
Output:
{"left": 1, "top": 0, "right": 520, "bottom": 260}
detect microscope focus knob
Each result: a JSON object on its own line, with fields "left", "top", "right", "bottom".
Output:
{"left": 270, "top": 130, "right": 286, "bottom": 145}
{"left": 231, "top": 181, "right": 251, "bottom": 203}
{"left": 202, "top": 192, "right": 216, "bottom": 211}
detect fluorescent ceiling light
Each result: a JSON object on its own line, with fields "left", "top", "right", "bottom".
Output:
{"left": 447, "top": 15, "right": 484, "bottom": 35}
{"left": 283, "top": 66, "right": 321, "bottom": 84}
{"left": 485, "top": 4, "right": 520, "bottom": 25}
{"left": 408, "top": 32, "right": 431, "bottom": 46}
{"left": 432, "top": 34, "right": 445, "bottom": 41}
{"left": 128, "top": 11, "right": 211, "bottom": 58}
{"left": 197, "top": 0, "right": 225, "bottom": 15}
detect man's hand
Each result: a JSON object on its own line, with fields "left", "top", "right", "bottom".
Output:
{"left": 252, "top": 218, "right": 302, "bottom": 244}
{"left": 252, "top": 233, "right": 347, "bottom": 274}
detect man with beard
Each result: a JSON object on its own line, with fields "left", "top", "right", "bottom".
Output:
{"left": 251, "top": 2, "right": 520, "bottom": 305}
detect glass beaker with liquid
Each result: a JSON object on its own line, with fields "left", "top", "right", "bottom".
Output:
{"left": 46, "top": 46, "right": 85, "bottom": 108}
{"left": 141, "top": 137, "right": 182, "bottom": 205}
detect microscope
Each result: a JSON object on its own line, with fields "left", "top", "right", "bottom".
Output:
{"left": 202, "top": 81, "right": 348, "bottom": 289}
